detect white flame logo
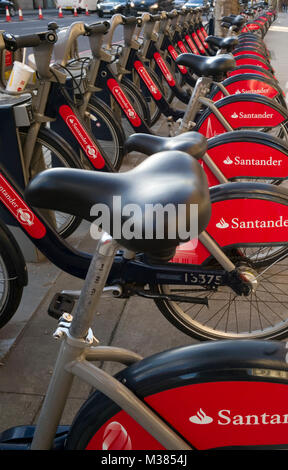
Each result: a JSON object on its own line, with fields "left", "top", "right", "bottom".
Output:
{"left": 102, "top": 422, "right": 132, "bottom": 450}
{"left": 189, "top": 408, "right": 213, "bottom": 425}
{"left": 216, "top": 218, "right": 229, "bottom": 229}
{"left": 223, "top": 156, "right": 233, "bottom": 165}
{"left": 231, "top": 112, "right": 239, "bottom": 118}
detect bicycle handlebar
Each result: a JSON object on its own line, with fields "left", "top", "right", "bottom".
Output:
{"left": 122, "top": 15, "right": 139, "bottom": 25}
{"left": 2, "top": 30, "right": 57, "bottom": 52}
{"left": 84, "top": 21, "right": 110, "bottom": 35}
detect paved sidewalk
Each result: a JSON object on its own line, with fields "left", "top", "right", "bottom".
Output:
{"left": 0, "top": 10, "right": 288, "bottom": 438}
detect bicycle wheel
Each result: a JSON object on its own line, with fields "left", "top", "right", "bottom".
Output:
{"left": 85, "top": 96, "right": 126, "bottom": 171}
{"left": 20, "top": 127, "right": 83, "bottom": 239}
{"left": 153, "top": 248, "right": 288, "bottom": 341}
{"left": 0, "top": 223, "right": 26, "bottom": 329}
{"left": 66, "top": 340, "right": 288, "bottom": 450}
{"left": 151, "top": 178, "right": 288, "bottom": 341}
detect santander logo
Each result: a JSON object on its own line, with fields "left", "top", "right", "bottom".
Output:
{"left": 189, "top": 409, "right": 213, "bottom": 424}
{"left": 222, "top": 155, "right": 282, "bottom": 166}
{"left": 59, "top": 105, "right": 105, "bottom": 169}
{"left": 216, "top": 218, "right": 229, "bottom": 229}
{"left": 216, "top": 215, "right": 288, "bottom": 230}
{"left": 223, "top": 156, "right": 233, "bottom": 165}
{"left": 189, "top": 408, "right": 288, "bottom": 426}
{"left": 230, "top": 111, "right": 274, "bottom": 119}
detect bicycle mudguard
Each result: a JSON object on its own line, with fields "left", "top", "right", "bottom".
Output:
{"left": 241, "top": 23, "right": 262, "bottom": 33}
{"left": 66, "top": 340, "right": 288, "bottom": 450}
{"left": 209, "top": 74, "right": 282, "bottom": 102}
{"left": 233, "top": 48, "right": 268, "bottom": 60}
{"left": 202, "top": 130, "right": 288, "bottom": 186}
{"left": 172, "top": 181, "right": 288, "bottom": 265}
{"left": 234, "top": 54, "right": 272, "bottom": 72}
{"left": 195, "top": 94, "right": 288, "bottom": 139}
{"left": 227, "top": 65, "right": 275, "bottom": 80}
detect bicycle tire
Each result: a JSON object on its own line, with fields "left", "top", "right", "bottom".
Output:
{"left": 151, "top": 183, "right": 288, "bottom": 342}
{"left": 19, "top": 127, "right": 83, "bottom": 239}
{"left": 0, "top": 223, "right": 26, "bottom": 329}
{"left": 153, "top": 241, "right": 288, "bottom": 342}
{"left": 86, "top": 96, "right": 126, "bottom": 171}
{"left": 65, "top": 341, "right": 288, "bottom": 450}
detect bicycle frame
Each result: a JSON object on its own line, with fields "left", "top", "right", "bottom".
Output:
{"left": 30, "top": 231, "right": 193, "bottom": 450}
{"left": 52, "top": 21, "right": 152, "bottom": 137}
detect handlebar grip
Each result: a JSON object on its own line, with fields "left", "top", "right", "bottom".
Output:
{"left": 3, "top": 31, "right": 56, "bottom": 51}
{"left": 122, "top": 16, "right": 138, "bottom": 25}
{"left": 84, "top": 21, "right": 110, "bottom": 35}
{"left": 149, "top": 14, "right": 162, "bottom": 22}
{"left": 166, "top": 11, "right": 177, "bottom": 18}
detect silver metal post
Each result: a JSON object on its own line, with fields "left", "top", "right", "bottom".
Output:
{"left": 31, "top": 232, "right": 119, "bottom": 449}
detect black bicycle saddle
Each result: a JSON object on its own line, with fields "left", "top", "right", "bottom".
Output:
{"left": 175, "top": 53, "right": 236, "bottom": 79}
{"left": 25, "top": 151, "right": 211, "bottom": 262}
{"left": 124, "top": 132, "right": 207, "bottom": 160}
{"left": 205, "top": 35, "right": 239, "bottom": 52}
{"left": 222, "top": 15, "right": 246, "bottom": 27}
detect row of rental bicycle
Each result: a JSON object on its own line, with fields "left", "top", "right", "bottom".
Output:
{"left": 1, "top": 1, "right": 288, "bottom": 451}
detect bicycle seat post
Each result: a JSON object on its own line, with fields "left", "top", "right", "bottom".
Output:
{"left": 69, "top": 232, "right": 119, "bottom": 340}
{"left": 31, "top": 232, "right": 119, "bottom": 450}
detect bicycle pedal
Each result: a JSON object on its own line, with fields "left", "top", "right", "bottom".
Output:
{"left": 48, "top": 293, "right": 76, "bottom": 320}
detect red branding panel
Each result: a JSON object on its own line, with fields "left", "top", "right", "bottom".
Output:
{"left": 173, "top": 196, "right": 288, "bottom": 265}
{"left": 107, "top": 78, "right": 142, "bottom": 127}
{"left": 184, "top": 35, "right": 199, "bottom": 55}
{"left": 133, "top": 60, "right": 162, "bottom": 100}
{"left": 219, "top": 100, "right": 285, "bottom": 129}
{"left": 153, "top": 52, "right": 176, "bottom": 86}
{"left": 177, "top": 40, "right": 189, "bottom": 54}
{"left": 207, "top": 198, "right": 288, "bottom": 246}
{"left": 234, "top": 50, "right": 266, "bottom": 60}
{"left": 0, "top": 174, "right": 46, "bottom": 239}
{"left": 201, "top": 26, "right": 208, "bottom": 38}
{"left": 207, "top": 141, "right": 288, "bottom": 179}
{"left": 235, "top": 57, "right": 270, "bottom": 71}
{"left": 212, "top": 79, "right": 278, "bottom": 102}
{"left": 197, "top": 28, "right": 208, "bottom": 48}
{"left": 59, "top": 105, "right": 105, "bottom": 169}
{"left": 145, "top": 382, "right": 288, "bottom": 450}
{"left": 167, "top": 45, "right": 188, "bottom": 74}
{"left": 227, "top": 68, "right": 270, "bottom": 79}
{"left": 242, "top": 23, "right": 261, "bottom": 31}
{"left": 192, "top": 32, "right": 205, "bottom": 53}
{"left": 5, "top": 51, "right": 12, "bottom": 67}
